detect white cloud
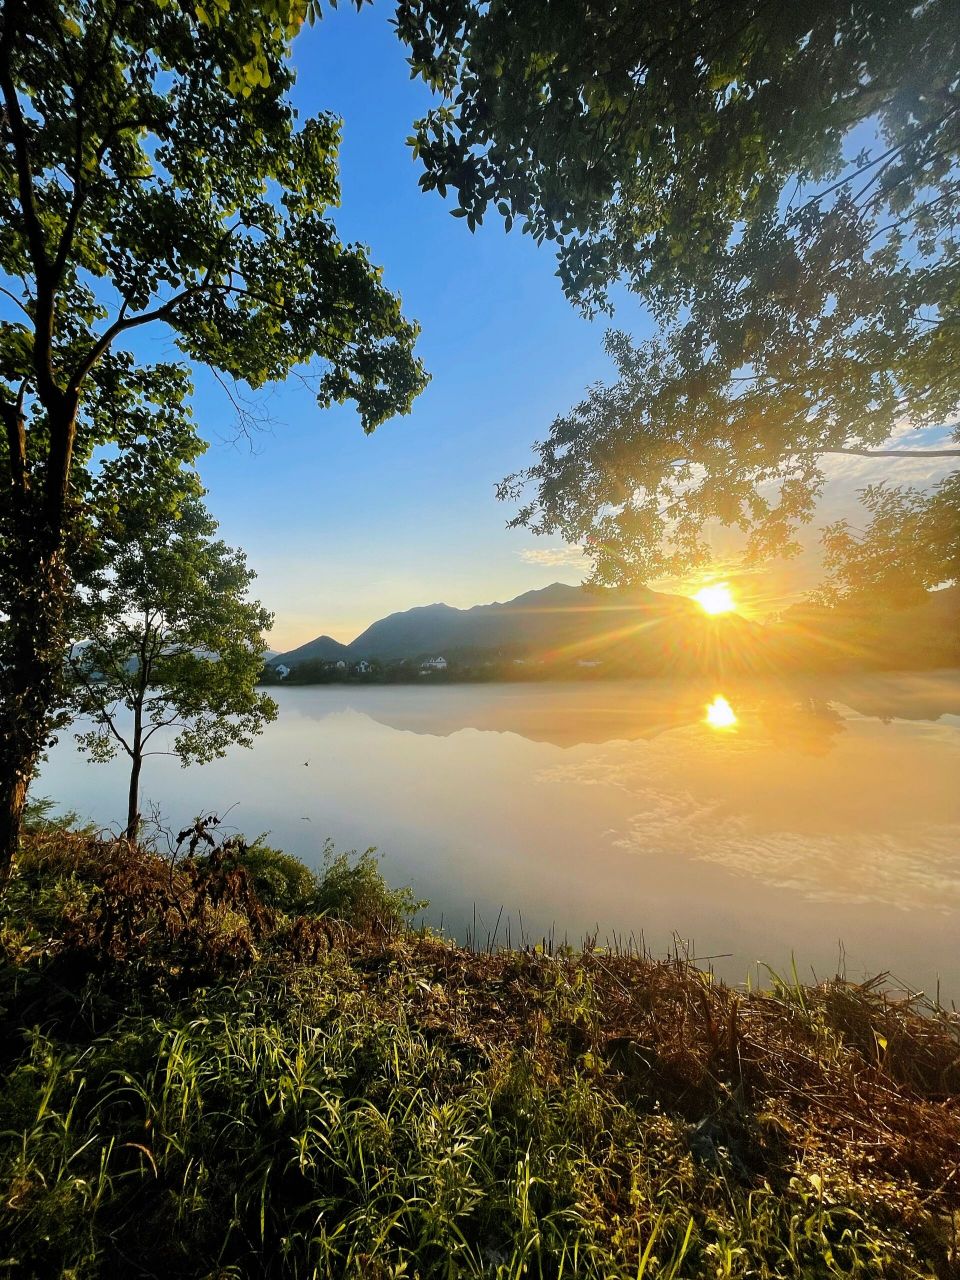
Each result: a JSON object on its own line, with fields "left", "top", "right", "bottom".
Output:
{"left": 518, "top": 545, "right": 588, "bottom": 568}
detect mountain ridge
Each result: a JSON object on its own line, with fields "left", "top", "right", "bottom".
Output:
{"left": 270, "top": 582, "right": 758, "bottom": 673}
{"left": 268, "top": 581, "right": 960, "bottom": 676}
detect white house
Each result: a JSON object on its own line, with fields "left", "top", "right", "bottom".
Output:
{"left": 420, "top": 656, "right": 448, "bottom": 672}
{"left": 274, "top": 663, "right": 291, "bottom": 679}
{"left": 356, "top": 659, "right": 372, "bottom": 674}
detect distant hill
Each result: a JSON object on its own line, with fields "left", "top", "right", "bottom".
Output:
{"left": 271, "top": 582, "right": 763, "bottom": 675}
{"left": 272, "top": 634, "right": 349, "bottom": 666}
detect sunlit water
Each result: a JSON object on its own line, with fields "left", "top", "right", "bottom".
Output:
{"left": 37, "top": 672, "right": 960, "bottom": 996}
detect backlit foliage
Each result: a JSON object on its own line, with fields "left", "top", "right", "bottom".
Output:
{"left": 398, "top": 0, "right": 960, "bottom": 588}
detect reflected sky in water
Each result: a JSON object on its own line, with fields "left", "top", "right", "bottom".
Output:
{"left": 37, "top": 671, "right": 960, "bottom": 996}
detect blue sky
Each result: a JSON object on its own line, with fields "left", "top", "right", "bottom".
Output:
{"left": 150, "top": 4, "right": 648, "bottom": 648}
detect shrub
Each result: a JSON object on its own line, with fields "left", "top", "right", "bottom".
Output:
{"left": 313, "top": 841, "right": 427, "bottom": 932}
{"left": 233, "top": 839, "right": 320, "bottom": 913}
{"left": 22, "top": 795, "right": 93, "bottom": 837}
{"left": 230, "top": 838, "right": 426, "bottom": 932}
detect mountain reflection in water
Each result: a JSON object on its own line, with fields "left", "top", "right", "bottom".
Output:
{"left": 291, "top": 670, "right": 960, "bottom": 755}
{"left": 37, "top": 671, "right": 960, "bottom": 997}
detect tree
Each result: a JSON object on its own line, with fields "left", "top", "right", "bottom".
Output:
{"left": 0, "top": 0, "right": 427, "bottom": 875}
{"left": 68, "top": 402, "right": 276, "bottom": 841}
{"left": 818, "top": 473, "right": 960, "bottom": 607}
{"left": 397, "top": 0, "right": 959, "bottom": 587}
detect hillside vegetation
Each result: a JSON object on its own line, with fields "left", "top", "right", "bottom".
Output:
{"left": 266, "top": 584, "right": 960, "bottom": 683}
{"left": 1, "top": 824, "right": 959, "bottom": 1278}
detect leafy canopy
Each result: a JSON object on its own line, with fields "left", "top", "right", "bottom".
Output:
{"left": 0, "top": 0, "right": 427, "bottom": 487}
{"left": 399, "top": 0, "right": 960, "bottom": 589}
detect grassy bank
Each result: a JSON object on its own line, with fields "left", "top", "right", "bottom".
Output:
{"left": 1, "top": 823, "right": 958, "bottom": 1278}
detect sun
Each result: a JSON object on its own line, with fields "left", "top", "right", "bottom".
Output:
{"left": 705, "top": 695, "right": 737, "bottom": 730}
{"left": 693, "top": 582, "right": 736, "bottom": 616}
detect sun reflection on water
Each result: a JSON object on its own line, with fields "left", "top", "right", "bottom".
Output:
{"left": 705, "top": 694, "right": 737, "bottom": 730}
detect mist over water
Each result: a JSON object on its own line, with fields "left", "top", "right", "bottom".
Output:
{"left": 37, "top": 672, "right": 960, "bottom": 997}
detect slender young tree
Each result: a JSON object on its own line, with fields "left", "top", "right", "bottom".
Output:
{"left": 68, "top": 400, "right": 276, "bottom": 841}
{"left": 0, "top": 0, "right": 427, "bottom": 876}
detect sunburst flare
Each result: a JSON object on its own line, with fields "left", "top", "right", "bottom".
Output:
{"left": 694, "top": 582, "right": 736, "bottom": 615}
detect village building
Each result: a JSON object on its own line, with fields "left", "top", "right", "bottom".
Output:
{"left": 419, "top": 656, "right": 448, "bottom": 672}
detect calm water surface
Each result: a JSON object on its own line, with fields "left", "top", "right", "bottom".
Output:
{"left": 37, "top": 672, "right": 960, "bottom": 995}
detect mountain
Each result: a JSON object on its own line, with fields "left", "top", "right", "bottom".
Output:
{"left": 271, "top": 582, "right": 763, "bottom": 675}
{"left": 269, "top": 580, "right": 959, "bottom": 678}
{"left": 346, "top": 602, "right": 466, "bottom": 661}
{"left": 272, "top": 633, "right": 349, "bottom": 666}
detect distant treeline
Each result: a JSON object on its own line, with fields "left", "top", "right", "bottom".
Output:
{"left": 259, "top": 654, "right": 616, "bottom": 686}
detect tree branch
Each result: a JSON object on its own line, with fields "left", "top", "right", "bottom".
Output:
{"left": 67, "top": 299, "right": 178, "bottom": 390}
{"left": 0, "top": 282, "right": 30, "bottom": 316}
{"left": 828, "top": 447, "right": 960, "bottom": 459}
{"left": 141, "top": 715, "right": 183, "bottom": 747}
{"left": 68, "top": 251, "right": 226, "bottom": 390}
{"left": 0, "top": 7, "right": 50, "bottom": 288}
{"left": 0, "top": 377, "right": 28, "bottom": 492}
{"left": 67, "top": 654, "right": 134, "bottom": 758}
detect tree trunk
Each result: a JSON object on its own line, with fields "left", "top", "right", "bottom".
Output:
{"left": 125, "top": 750, "right": 143, "bottom": 844}
{"left": 124, "top": 652, "right": 149, "bottom": 844}
{"left": 0, "top": 769, "right": 31, "bottom": 886}
{"left": 0, "top": 513, "right": 72, "bottom": 884}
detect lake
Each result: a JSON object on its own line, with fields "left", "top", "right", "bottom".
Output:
{"left": 36, "top": 672, "right": 960, "bottom": 997}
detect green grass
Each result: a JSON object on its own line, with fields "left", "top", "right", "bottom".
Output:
{"left": 0, "top": 828, "right": 958, "bottom": 1278}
